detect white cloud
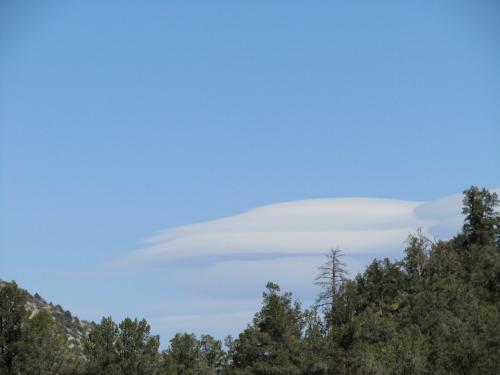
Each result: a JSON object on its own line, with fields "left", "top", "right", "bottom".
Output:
{"left": 104, "top": 197, "right": 432, "bottom": 270}
{"left": 413, "top": 193, "right": 463, "bottom": 221}
{"left": 103, "top": 190, "right": 500, "bottom": 343}
{"left": 103, "top": 191, "right": 500, "bottom": 302}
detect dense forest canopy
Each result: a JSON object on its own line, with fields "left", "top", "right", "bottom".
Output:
{"left": 1, "top": 186, "right": 499, "bottom": 374}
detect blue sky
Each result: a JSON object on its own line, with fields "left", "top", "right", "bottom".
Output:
{"left": 1, "top": 0, "right": 499, "bottom": 347}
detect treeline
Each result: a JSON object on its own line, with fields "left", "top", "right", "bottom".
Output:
{"left": 1, "top": 186, "right": 499, "bottom": 374}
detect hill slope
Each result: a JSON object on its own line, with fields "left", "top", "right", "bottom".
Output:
{"left": 0, "top": 279, "right": 95, "bottom": 354}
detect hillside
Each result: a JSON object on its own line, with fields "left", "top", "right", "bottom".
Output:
{"left": 0, "top": 279, "right": 95, "bottom": 355}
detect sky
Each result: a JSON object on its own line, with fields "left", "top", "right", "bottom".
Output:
{"left": 1, "top": 0, "right": 499, "bottom": 348}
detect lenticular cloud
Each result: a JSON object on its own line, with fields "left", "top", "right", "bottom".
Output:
{"left": 105, "top": 194, "right": 476, "bottom": 271}
{"left": 102, "top": 190, "right": 500, "bottom": 305}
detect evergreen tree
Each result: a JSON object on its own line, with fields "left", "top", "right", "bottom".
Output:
{"left": 162, "top": 332, "right": 204, "bottom": 374}
{"left": 356, "top": 258, "right": 404, "bottom": 317}
{"left": 117, "top": 317, "right": 160, "bottom": 375}
{"left": 83, "top": 316, "right": 160, "bottom": 375}
{"left": 17, "top": 309, "right": 81, "bottom": 374}
{"left": 82, "top": 316, "right": 120, "bottom": 375}
{"left": 0, "top": 282, "right": 29, "bottom": 375}
{"left": 253, "top": 282, "right": 303, "bottom": 347}
{"left": 199, "top": 334, "right": 225, "bottom": 373}
{"left": 229, "top": 283, "right": 304, "bottom": 375}
{"left": 462, "top": 186, "right": 500, "bottom": 247}
{"left": 1, "top": 282, "right": 82, "bottom": 374}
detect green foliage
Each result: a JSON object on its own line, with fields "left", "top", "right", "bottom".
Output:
{"left": 403, "top": 227, "right": 431, "bottom": 287}
{"left": 0, "top": 282, "right": 80, "bottom": 374}
{"left": 161, "top": 332, "right": 225, "bottom": 374}
{"left": 253, "top": 282, "right": 304, "bottom": 346}
{"left": 356, "top": 258, "right": 405, "bottom": 317}
{"left": 162, "top": 332, "right": 201, "bottom": 374}
{"left": 82, "top": 317, "right": 120, "bottom": 374}
{"left": 82, "top": 316, "right": 160, "bottom": 375}
{"left": 0, "top": 282, "right": 29, "bottom": 374}
{"left": 228, "top": 282, "right": 304, "bottom": 375}
{"left": 117, "top": 317, "right": 160, "bottom": 375}
{"left": 200, "top": 334, "right": 226, "bottom": 371}
{"left": 17, "top": 309, "right": 81, "bottom": 374}
{"left": 462, "top": 186, "right": 500, "bottom": 247}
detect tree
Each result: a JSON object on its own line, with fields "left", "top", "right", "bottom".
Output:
{"left": 462, "top": 186, "right": 500, "bottom": 247}
{"left": 162, "top": 332, "right": 202, "bottom": 374}
{"left": 1, "top": 282, "right": 82, "bottom": 374}
{"left": 199, "top": 334, "right": 225, "bottom": 373}
{"left": 82, "top": 316, "right": 120, "bottom": 375}
{"left": 117, "top": 317, "right": 160, "bottom": 375}
{"left": 229, "top": 283, "right": 304, "bottom": 375}
{"left": 83, "top": 316, "right": 160, "bottom": 375}
{"left": 300, "top": 307, "right": 330, "bottom": 374}
{"left": 252, "top": 282, "right": 303, "bottom": 349}
{"left": 357, "top": 258, "right": 404, "bottom": 317}
{"left": 314, "top": 248, "right": 349, "bottom": 310}
{"left": 403, "top": 228, "right": 432, "bottom": 285}
{"left": 17, "top": 309, "right": 81, "bottom": 374}
{"left": 0, "top": 282, "right": 29, "bottom": 375}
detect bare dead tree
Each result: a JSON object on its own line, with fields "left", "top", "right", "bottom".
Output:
{"left": 314, "top": 247, "right": 349, "bottom": 310}
{"left": 404, "top": 227, "right": 433, "bottom": 283}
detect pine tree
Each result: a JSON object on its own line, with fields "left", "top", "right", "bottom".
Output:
{"left": 462, "top": 186, "right": 500, "bottom": 247}
{"left": 117, "top": 317, "right": 160, "bottom": 375}
{"left": 17, "top": 309, "right": 81, "bottom": 374}
{"left": 229, "top": 283, "right": 304, "bottom": 375}
{"left": 162, "top": 332, "right": 202, "bottom": 374}
{"left": 83, "top": 316, "right": 160, "bottom": 375}
{"left": 82, "top": 316, "right": 120, "bottom": 375}
{"left": 0, "top": 282, "right": 29, "bottom": 375}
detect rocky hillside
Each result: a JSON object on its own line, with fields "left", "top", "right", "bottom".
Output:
{"left": 0, "top": 279, "right": 95, "bottom": 354}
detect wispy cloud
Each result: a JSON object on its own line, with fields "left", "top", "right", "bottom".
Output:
{"left": 27, "top": 267, "right": 138, "bottom": 278}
